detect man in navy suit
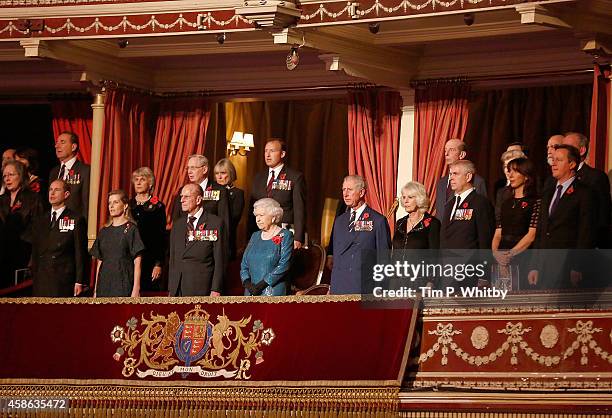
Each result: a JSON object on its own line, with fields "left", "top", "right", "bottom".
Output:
{"left": 435, "top": 139, "right": 487, "bottom": 220}
{"left": 528, "top": 145, "right": 596, "bottom": 289}
{"left": 328, "top": 175, "right": 391, "bottom": 295}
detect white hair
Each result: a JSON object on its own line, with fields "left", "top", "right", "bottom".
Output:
{"left": 188, "top": 154, "right": 208, "bottom": 167}
{"left": 253, "top": 198, "right": 283, "bottom": 224}
{"left": 401, "top": 181, "right": 429, "bottom": 215}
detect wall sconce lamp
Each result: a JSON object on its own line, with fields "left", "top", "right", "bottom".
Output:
{"left": 227, "top": 131, "right": 254, "bottom": 156}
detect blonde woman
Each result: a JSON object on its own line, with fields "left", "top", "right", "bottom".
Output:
{"left": 393, "top": 181, "right": 440, "bottom": 250}
{"left": 91, "top": 189, "right": 145, "bottom": 297}
{"left": 129, "top": 167, "right": 166, "bottom": 290}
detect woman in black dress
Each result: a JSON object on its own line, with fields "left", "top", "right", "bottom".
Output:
{"left": 393, "top": 181, "right": 440, "bottom": 250}
{"left": 392, "top": 181, "right": 440, "bottom": 290}
{"left": 0, "top": 161, "right": 43, "bottom": 288}
{"left": 214, "top": 158, "right": 244, "bottom": 259}
{"left": 492, "top": 157, "right": 540, "bottom": 289}
{"left": 91, "top": 189, "right": 145, "bottom": 297}
{"left": 129, "top": 167, "right": 166, "bottom": 291}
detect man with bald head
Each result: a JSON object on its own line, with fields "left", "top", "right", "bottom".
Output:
{"left": 168, "top": 183, "right": 224, "bottom": 297}
{"left": 563, "top": 132, "right": 611, "bottom": 247}
{"left": 435, "top": 139, "right": 487, "bottom": 220}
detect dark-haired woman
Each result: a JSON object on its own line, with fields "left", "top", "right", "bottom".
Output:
{"left": 492, "top": 157, "right": 540, "bottom": 290}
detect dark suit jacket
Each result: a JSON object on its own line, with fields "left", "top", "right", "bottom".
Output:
{"left": 49, "top": 160, "right": 90, "bottom": 219}
{"left": 535, "top": 179, "right": 595, "bottom": 250}
{"left": 435, "top": 174, "right": 487, "bottom": 221}
{"left": 531, "top": 179, "right": 596, "bottom": 289}
{"left": 330, "top": 206, "right": 391, "bottom": 295}
{"left": 577, "top": 163, "right": 611, "bottom": 247}
{"left": 249, "top": 166, "right": 306, "bottom": 242}
{"left": 171, "top": 180, "right": 230, "bottom": 260}
{"left": 26, "top": 208, "right": 88, "bottom": 297}
{"left": 168, "top": 211, "right": 224, "bottom": 296}
{"left": 227, "top": 186, "right": 245, "bottom": 259}
{"left": 440, "top": 190, "right": 494, "bottom": 250}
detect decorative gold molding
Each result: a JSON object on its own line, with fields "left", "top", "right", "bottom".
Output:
{"left": 418, "top": 320, "right": 611, "bottom": 368}
{"left": 0, "top": 294, "right": 362, "bottom": 304}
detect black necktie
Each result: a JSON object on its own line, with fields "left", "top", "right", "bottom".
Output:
{"left": 549, "top": 185, "right": 563, "bottom": 215}
{"left": 450, "top": 195, "right": 460, "bottom": 221}
{"left": 50, "top": 211, "right": 57, "bottom": 229}
{"left": 58, "top": 164, "right": 66, "bottom": 180}
{"left": 186, "top": 216, "right": 196, "bottom": 244}
{"left": 348, "top": 210, "right": 356, "bottom": 231}
{"left": 266, "top": 170, "right": 275, "bottom": 197}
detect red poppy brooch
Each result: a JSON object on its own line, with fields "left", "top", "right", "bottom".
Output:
{"left": 566, "top": 186, "right": 574, "bottom": 195}
{"left": 362, "top": 212, "right": 370, "bottom": 220}
{"left": 150, "top": 196, "right": 159, "bottom": 205}
{"left": 462, "top": 202, "right": 468, "bottom": 209}
{"left": 11, "top": 201, "right": 22, "bottom": 212}
{"left": 272, "top": 234, "right": 283, "bottom": 245}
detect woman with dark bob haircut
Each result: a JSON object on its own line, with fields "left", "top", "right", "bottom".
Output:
{"left": 491, "top": 157, "right": 540, "bottom": 289}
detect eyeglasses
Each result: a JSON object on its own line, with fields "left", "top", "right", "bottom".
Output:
{"left": 186, "top": 165, "right": 205, "bottom": 170}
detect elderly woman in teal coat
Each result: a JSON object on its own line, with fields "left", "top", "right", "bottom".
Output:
{"left": 241, "top": 198, "right": 293, "bottom": 296}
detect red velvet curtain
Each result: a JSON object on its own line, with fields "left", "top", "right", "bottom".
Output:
{"left": 348, "top": 90, "right": 401, "bottom": 230}
{"left": 153, "top": 98, "right": 211, "bottom": 224}
{"left": 589, "top": 64, "right": 611, "bottom": 171}
{"left": 414, "top": 83, "right": 470, "bottom": 215}
{"left": 50, "top": 99, "right": 93, "bottom": 163}
{"left": 98, "top": 89, "right": 155, "bottom": 227}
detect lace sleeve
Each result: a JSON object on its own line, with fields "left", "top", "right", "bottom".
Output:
{"left": 529, "top": 199, "right": 541, "bottom": 229}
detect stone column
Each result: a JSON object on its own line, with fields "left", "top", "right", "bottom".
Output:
{"left": 88, "top": 90, "right": 106, "bottom": 248}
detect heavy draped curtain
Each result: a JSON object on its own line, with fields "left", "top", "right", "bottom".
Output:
{"left": 215, "top": 99, "right": 348, "bottom": 250}
{"left": 348, "top": 90, "right": 401, "bottom": 230}
{"left": 414, "top": 82, "right": 470, "bottom": 216}
{"left": 589, "top": 64, "right": 611, "bottom": 171}
{"left": 50, "top": 99, "right": 93, "bottom": 163}
{"left": 464, "top": 84, "right": 592, "bottom": 196}
{"left": 153, "top": 98, "right": 211, "bottom": 223}
{"left": 98, "top": 89, "right": 155, "bottom": 227}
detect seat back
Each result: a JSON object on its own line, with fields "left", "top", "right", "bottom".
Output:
{"left": 289, "top": 243, "right": 326, "bottom": 294}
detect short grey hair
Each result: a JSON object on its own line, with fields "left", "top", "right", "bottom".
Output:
{"left": 343, "top": 174, "right": 366, "bottom": 191}
{"left": 253, "top": 198, "right": 283, "bottom": 224}
{"left": 401, "top": 181, "right": 430, "bottom": 215}
{"left": 449, "top": 159, "right": 476, "bottom": 176}
{"left": 188, "top": 154, "right": 208, "bottom": 168}
{"left": 132, "top": 166, "right": 155, "bottom": 191}
{"left": 500, "top": 150, "right": 525, "bottom": 164}
{"left": 564, "top": 132, "right": 589, "bottom": 155}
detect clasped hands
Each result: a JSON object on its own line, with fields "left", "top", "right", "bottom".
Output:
{"left": 243, "top": 279, "right": 268, "bottom": 296}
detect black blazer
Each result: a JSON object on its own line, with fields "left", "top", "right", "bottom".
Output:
{"left": 535, "top": 179, "right": 595, "bottom": 250}
{"left": 168, "top": 211, "right": 224, "bottom": 296}
{"left": 440, "top": 190, "right": 494, "bottom": 250}
{"left": 435, "top": 174, "right": 487, "bottom": 221}
{"left": 248, "top": 165, "right": 306, "bottom": 242}
{"left": 26, "top": 208, "right": 88, "bottom": 297}
{"left": 49, "top": 160, "right": 91, "bottom": 219}
{"left": 227, "top": 186, "right": 245, "bottom": 258}
{"left": 577, "top": 163, "right": 611, "bottom": 247}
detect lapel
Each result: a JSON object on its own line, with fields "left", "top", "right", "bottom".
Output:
{"left": 548, "top": 179, "right": 577, "bottom": 223}
{"left": 449, "top": 190, "right": 475, "bottom": 225}
{"left": 338, "top": 205, "right": 367, "bottom": 255}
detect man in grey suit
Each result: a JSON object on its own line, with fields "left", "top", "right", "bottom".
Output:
{"left": 435, "top": 139, "right": 487, "bottom": 220}
{"left": 168, "top": 183, "right": 224, "bottom": 297}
